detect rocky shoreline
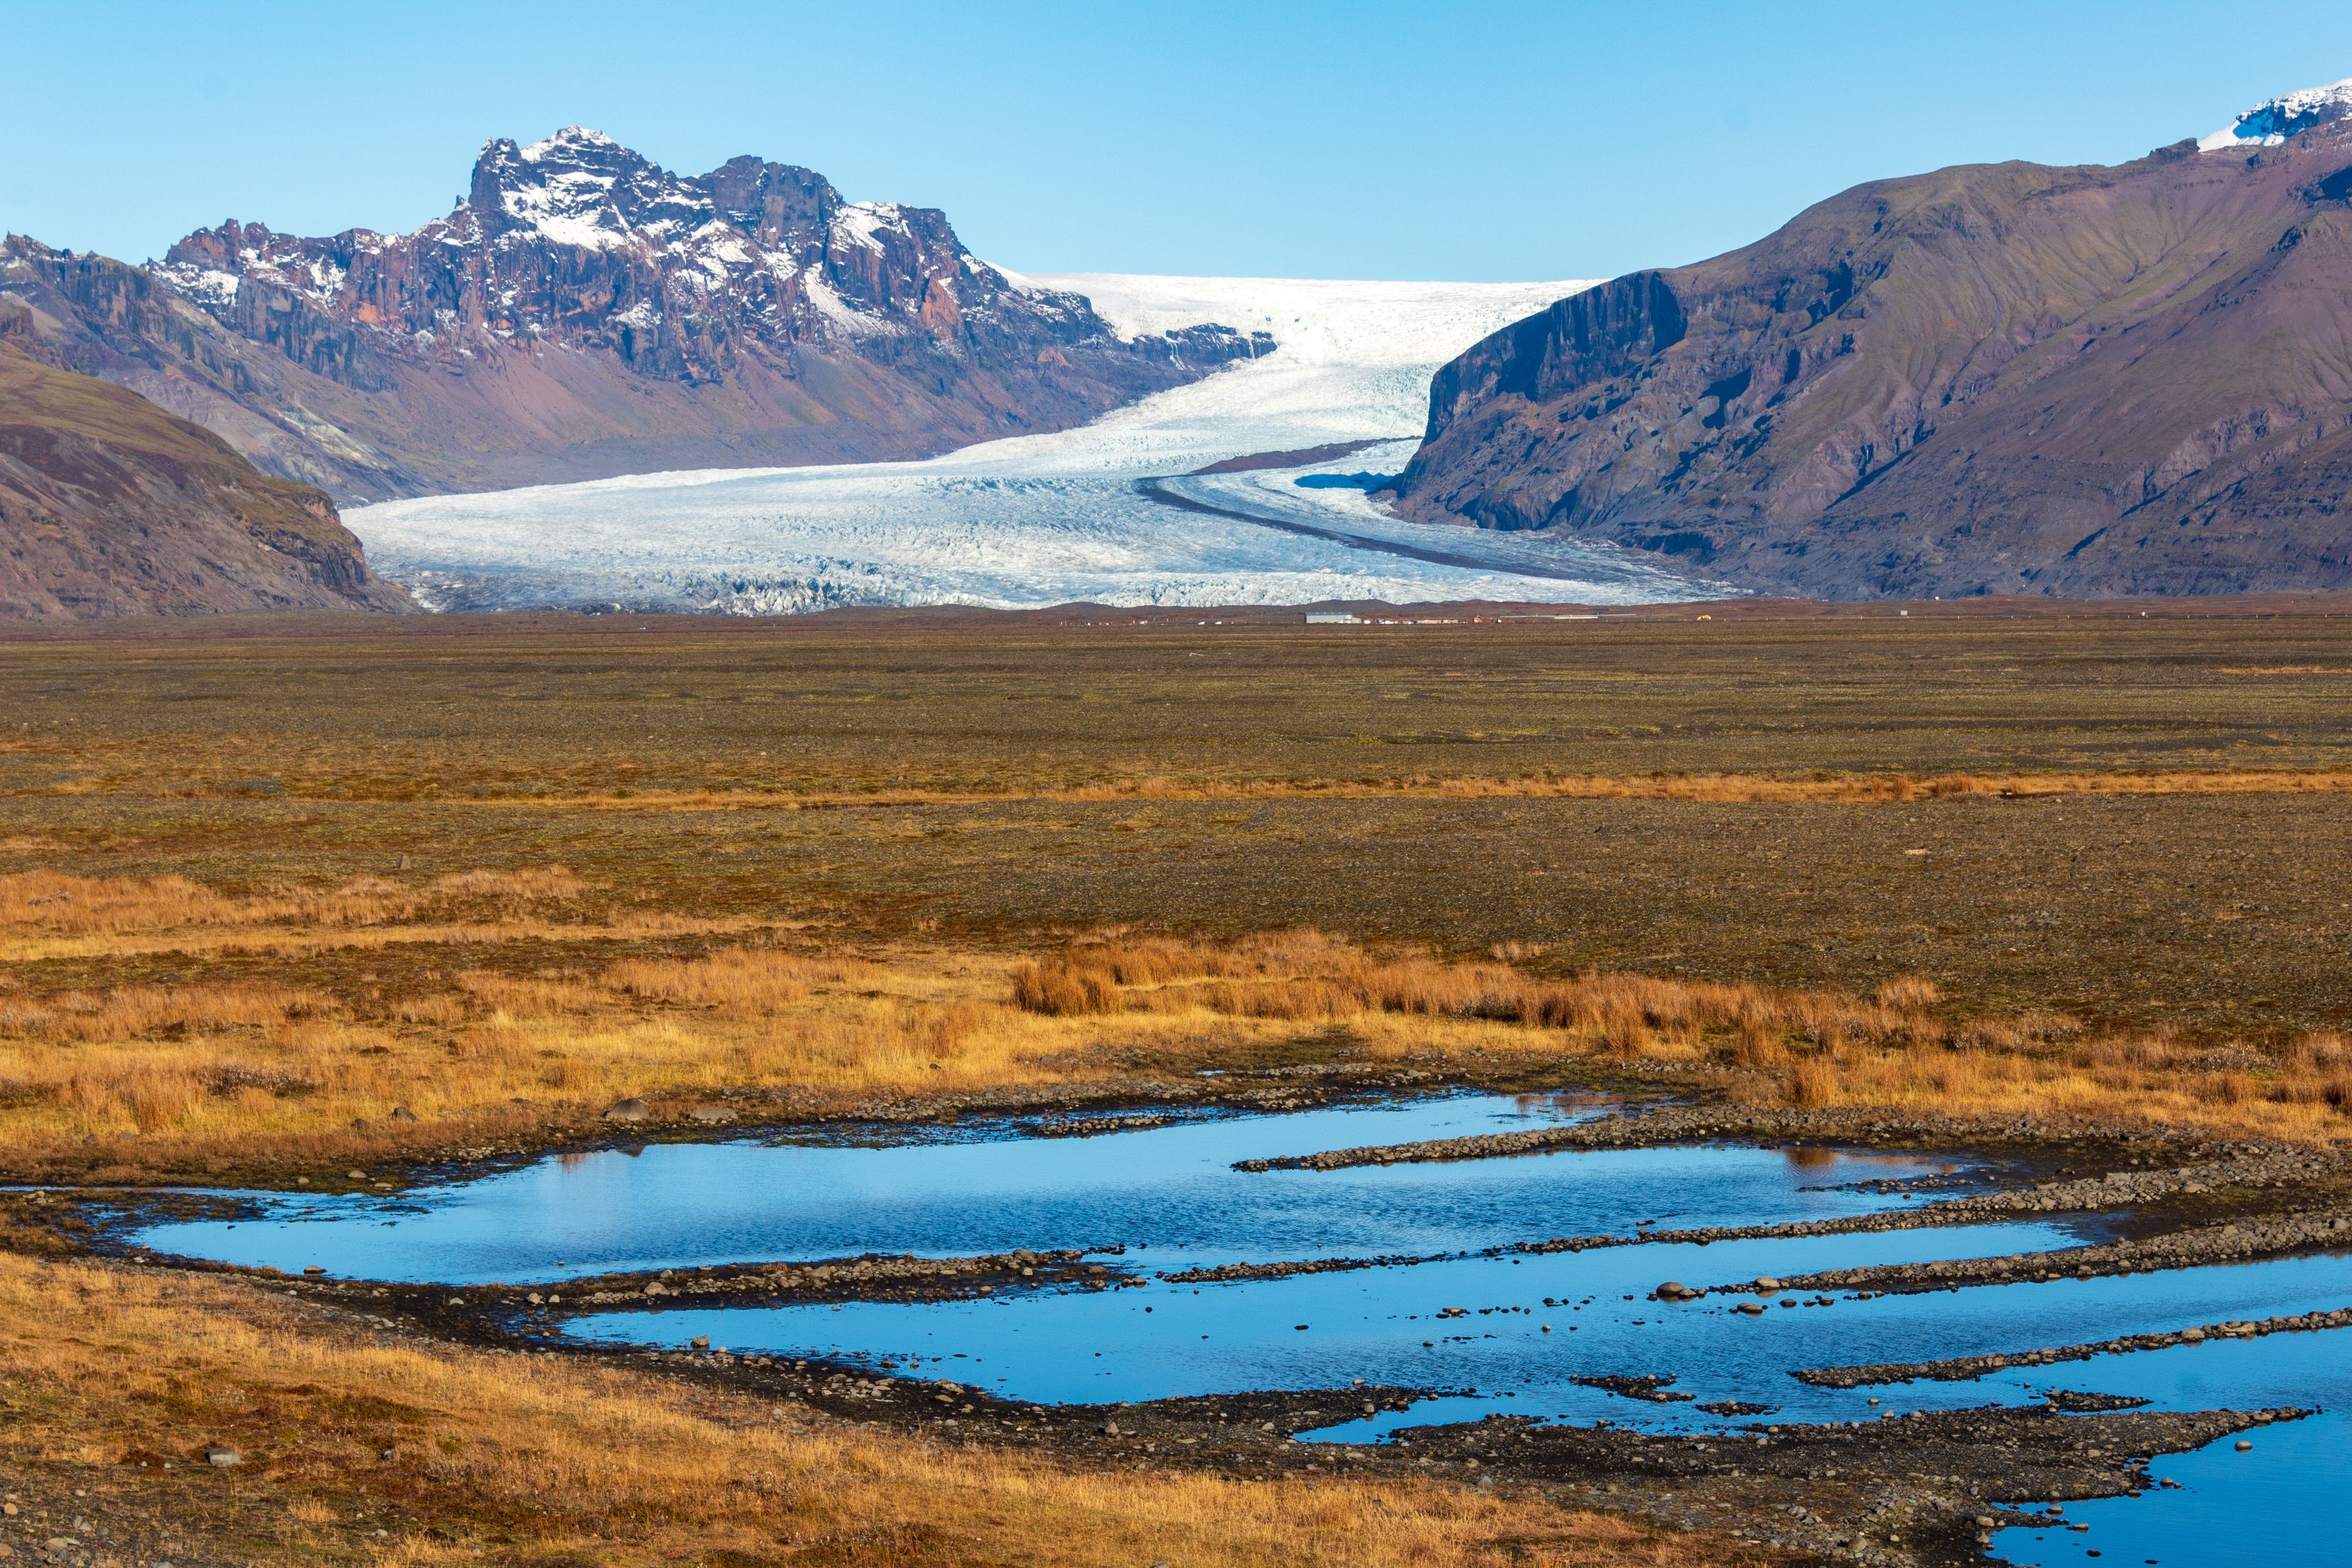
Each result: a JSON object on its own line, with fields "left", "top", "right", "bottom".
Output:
{"left": 1231, "top": 1102, "right": 2343, "bottom": 1177}
{"left": 1739, "top": 1208, "right": 2352, "bottom": 1298}
{"left": 1795, "top": 1305, "right": 2352, "bottom": 1387}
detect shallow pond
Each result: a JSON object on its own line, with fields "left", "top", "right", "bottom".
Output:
{"left": 1982, "top": 1325, "right": 2352, "bottom": 1567}
{"left": 129, "top": 1093, "right": 1974, "bottom": 1283}
{"left": 132, "top": 1091, "right": 2352, "bottom": 1562}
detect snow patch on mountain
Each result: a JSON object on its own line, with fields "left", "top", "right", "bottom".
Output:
{"left": 2200, "top": 78, "right": 2352, "bottom": 150}
{"left": 350, "top": 273, "right": 1708, "bottom": 614}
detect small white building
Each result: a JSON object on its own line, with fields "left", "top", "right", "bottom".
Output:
{"left": 1304, "top": 611, "right": 1361, "bottom": 624}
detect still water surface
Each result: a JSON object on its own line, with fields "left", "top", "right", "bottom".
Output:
{"left": 132, "top": 1093, "right": 2350, "bottom": 1565}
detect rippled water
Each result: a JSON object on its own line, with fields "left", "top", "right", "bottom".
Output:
{"left": 130, "top": 1091, "right": 2352, "bottom": 1561}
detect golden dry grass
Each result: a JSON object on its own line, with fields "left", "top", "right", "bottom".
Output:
{"left": 6, "top": 869, "right": 2350, "bottom": 1179}
{"left": 362, "top": 767, "right": 2352, "bottom": 813}
{"left": 1009, "top": 932, "right": 2352, "bottom": 1144}
{"left": 0, "top": 866, "right": 588, "bottom": 936}
{"left": 0, "top": 1251, "right": 1765, "bottom": 1568}
{"left": 0, "top": 867, "right": 771, "bottom": 966}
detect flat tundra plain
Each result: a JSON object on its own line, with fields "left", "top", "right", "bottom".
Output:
{"left": 4, "top": 601, "right": 2352, "bottom": 1567}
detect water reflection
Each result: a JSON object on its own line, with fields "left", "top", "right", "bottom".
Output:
{"left": 123, "top": 1090, "right": 2352, "bottom": 1563}
{"left": 134, "top": 1093, "right": 1972, "bottom": 1284}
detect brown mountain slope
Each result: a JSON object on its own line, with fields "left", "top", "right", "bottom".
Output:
{"left": 0, "top": 129, "right": 1268, "bottom": 502}
{"left": 1394, "top": 123, "right": 2352, "bottom": 598}
{"left": 0, "top": 339, "right": 412, "bottom": 618}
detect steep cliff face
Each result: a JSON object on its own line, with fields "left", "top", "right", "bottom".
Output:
{"left": 1, "top": 129, "right": 1270, "bottom": 500}
{"left": 1395, "top": 99, "right": 2352, "bottom": 599}
{"left": 0, "top": 340, "right": 412, "bottom": 619}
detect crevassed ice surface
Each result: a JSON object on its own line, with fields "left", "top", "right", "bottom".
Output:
{"left": 348, "top": 274, "right": 1708, "bottom": 613}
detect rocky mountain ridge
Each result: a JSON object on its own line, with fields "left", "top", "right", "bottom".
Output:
{"left": 0, "top": 336, "right": 410, "bottom": 619}
{"left": 2, "top": 129, "right": 1269, "bottom": 500}
{"left": 1395, "top": 86, "right": 2352, "bottom": 599}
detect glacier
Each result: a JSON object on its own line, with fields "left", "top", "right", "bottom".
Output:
{"left": 348, "top": 274, "right": 1711, "bottom": 613}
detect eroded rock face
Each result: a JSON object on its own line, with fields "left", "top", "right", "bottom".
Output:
{"left": 1394, "top": 99, "right": 2352, "bottom": 600}
{"left": 2, "top": 129, "right": 1270, "bottom": 500}
{"left": 0, "top": 341, "right": 412, "bottom": 619}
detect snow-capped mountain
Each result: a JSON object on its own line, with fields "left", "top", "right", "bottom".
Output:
{"left": 154, "top": 127, "right": 1253, "bottom": 388}
{"left": 2199, "top": 78, "right": 2352, "bottom": 149}
{"left": 3, "top": 130, "right": 1266, "bottom": 499}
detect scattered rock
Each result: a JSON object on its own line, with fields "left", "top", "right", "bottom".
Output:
{"left": 2044, "top": 1390, "right": 2154, "bottom": 1413}
{"left": 603, "top": 1099, "right": 650, "bottom": 1123}
{"left": 1572, "top": 1374, "right": 1694, "bottom": 1404}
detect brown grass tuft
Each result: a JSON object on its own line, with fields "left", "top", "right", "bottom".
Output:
{"left": 1874, "top": 975, "right": 1941, "bottom": 1011}
{"left": 1787, "top": 1055, "right": 1840, "bottom": 1108}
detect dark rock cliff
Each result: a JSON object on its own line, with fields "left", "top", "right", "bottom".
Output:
{"left": 1395, "top": 121, "right": 2352, "bottom": 598}
{"left": 0, "top": 338, "right": 412, "bottom": 619}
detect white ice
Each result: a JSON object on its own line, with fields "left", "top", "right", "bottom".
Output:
{"left": 349, "top": 274, "right": 1710, "bottom": 614}
{"left": 2198, "top": 77, "right": 2352, "bottom": 149}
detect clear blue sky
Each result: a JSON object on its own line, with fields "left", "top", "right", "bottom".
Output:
{"left": 10, "top": 1, "right": 2350, "bottom": 281}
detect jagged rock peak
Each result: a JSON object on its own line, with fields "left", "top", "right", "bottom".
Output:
{"left": 143, "top": 126, "right": 1240, "bottom": 382}
{"left": 17, "top": 130, "right": 1270, "bottom": 500}
{"left": 2199, "top": 77, "right": 2352, "bottom": 150}
{"left": 466, "top": 126, "right": 818, "bottom": 251}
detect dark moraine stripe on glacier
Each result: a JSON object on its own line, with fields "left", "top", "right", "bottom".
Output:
{"left": 1136, "top": 479, "right": 1622, "bottom": 582}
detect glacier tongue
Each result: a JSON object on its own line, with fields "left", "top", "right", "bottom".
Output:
{"left": 350, "top": 274, "right": 1713, "bottom": 614}
{"left": 2198, "top": 77, "right": 2352, "bottom": 150}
